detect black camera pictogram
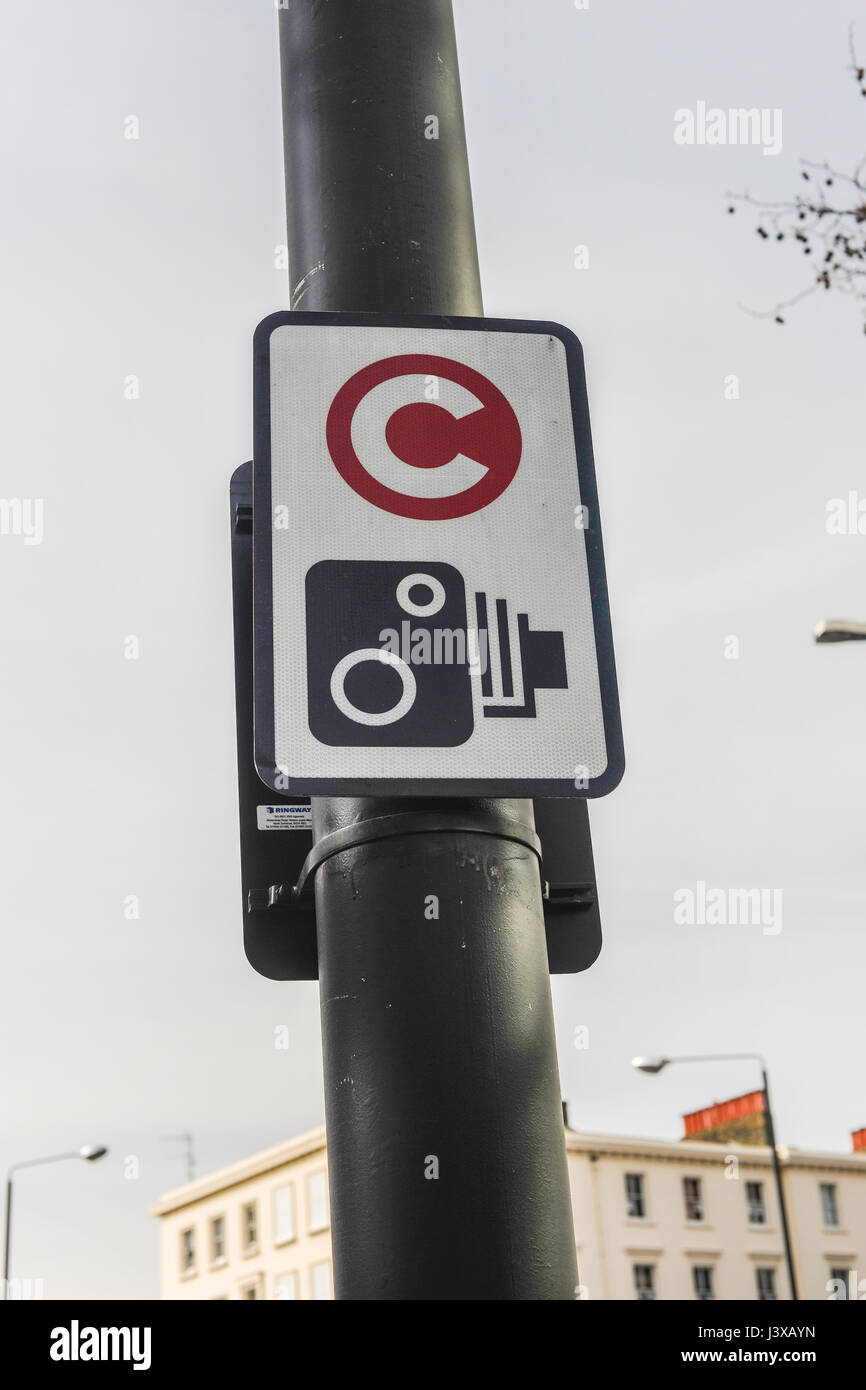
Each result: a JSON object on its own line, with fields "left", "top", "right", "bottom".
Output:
{"left": 306, "top": 561, "right": 474, "bottom": 747}
{"left": 305, "top": 560, "right": 568, "bottom": 748}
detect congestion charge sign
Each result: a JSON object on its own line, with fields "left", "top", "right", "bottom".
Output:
{"left": 252, "top": 311, "right": 624, "bottom": 799}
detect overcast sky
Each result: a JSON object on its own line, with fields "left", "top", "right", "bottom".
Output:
{"left": 1, "top": 0, "right": 864, "bottom": 1299}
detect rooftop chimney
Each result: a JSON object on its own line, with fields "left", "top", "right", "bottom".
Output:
{"left": 852, "top": 1128, "right": 866, "bottom": 1154}
{"left": 682, "top": 1089, "right": 767, "bottom": 1146}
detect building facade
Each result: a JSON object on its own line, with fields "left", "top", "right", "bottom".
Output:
{"left": 568, "top": 1129, "right": 866, "bottom": 1302}
{"left": 153, "top": 1128, "right": 333, "bottom": 1302}
{"left": 154, "top": 1108, "right": 866, "bottom": 1300}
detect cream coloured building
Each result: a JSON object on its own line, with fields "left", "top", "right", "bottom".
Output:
{"left": 569, "top": 1128, "right": 866, "bottom": 1301}
{"left": 153, "top": 1127, "right": 333, "bottom": 1301}
{"left": 153, "top": 1107, "right": 866, "bottom": 1300}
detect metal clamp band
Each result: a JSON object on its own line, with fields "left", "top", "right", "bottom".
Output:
{"left": 246, "top": 812, "right": 597, "bottom": 916}
{"left": 289, "top": 810, "right": 543, "bottom": 901}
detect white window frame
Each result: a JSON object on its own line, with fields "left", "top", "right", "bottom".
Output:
{"left": 683, "top": 1176, "right": 705, "bottom": 1223}
{"left": 273, "top": 1183, "right": 297, "bottom": 1246}
{"left": 625, "top": 1172, "right": 646, "bottom": 1220}
{"left": 820, "top": 1182, "right": 840, "bottom": 1228}
{"left": 692, "top": 1265, "right": 715, "bottom": 1301}
{"left": 274, "top": 1270, "right": 299, "bottom": 1301}
{"left": 208, "top": 1212, "right": 225, "bottom": 1267}
{"left": 306, "top": 1170, "right": 329, "bottom": 1233}
{"left": 242, "top": 1200, "right": 259, "bottom": 1251}
{"left": 633, "top": 1263, "right": 655, "bottom": 1300}
{"left": 745, "top": 1180, "right": 767, "bottom": 1226}
{"left": 756, "top": 1267, "right": 777, "bottom": 1301}
{"left": 310, "top": 1258, "right": 333, "bottom": 1301}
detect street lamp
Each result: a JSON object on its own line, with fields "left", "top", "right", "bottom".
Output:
{"left": 814, "top": 619, "right": 866, "bottom": 643}
{"left": 3, "top": 1145, "right": 109, "bottom": 1298}
{"left": 632, "top": 1053, "right": 798, "bottom": 1301}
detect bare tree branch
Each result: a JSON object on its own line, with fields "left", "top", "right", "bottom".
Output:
{"left": 729, "top": 26, "right": 866, "bottom": 332}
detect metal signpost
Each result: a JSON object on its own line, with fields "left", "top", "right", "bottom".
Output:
{"left": 230, "top": 0, "right": 625, "bottom": 1300}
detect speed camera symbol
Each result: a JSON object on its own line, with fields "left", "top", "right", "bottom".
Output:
{"left": 325, "top": 353, "right": 522, "bottom": 520}
{"left": 306, "top": 561, "right": 474, "bottom": 748}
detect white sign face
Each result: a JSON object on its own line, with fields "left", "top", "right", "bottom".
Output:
{"left": 253, "top": 313, "right": 623, "bottom": 798}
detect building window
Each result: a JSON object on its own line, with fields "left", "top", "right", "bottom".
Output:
{"left": 210, "top": 1216, "right": 225, "bottom": 1263}
{"left": 306, "top": 1171, "right": 329, "bottom": 1232}
{"left": 829, "top": 1267, "right": 852, "bottom": 1299}
{"left": 756, "top": 1267, "right": 777, "bottom": 1301}
{"left": 311, "top": 1259, "right": 333, "bottom": 1300}
{"left": 683, "top": 1177, "right": 705, "bottom": 1222}
{"left": 242, "top": 1201, "right": 258, "bottom": 1249}
{"left": 274, "top": 1272, "right": 299, "bottom": 1301}
{"left": 625, "top": 1173, "right": 646, "bottom": 1219}
{"left": 820, "top": 1183, "right": 840, "bottom": 1228}
{"left": 242, "top": 1284, "right": 259, "bottom": 1300}
{"left": 180, "top": 1227, "right": 195, "bottom": 1274}
{"left": 746, "top": 1181, "right": 766, "bottom": 1225}
{"left": 633, "top": 1264, "right": 656, "bottom": 1300}
{"left": 692, "top": 1266, "right": 715, "bottom": 1301}
{"left": 273, "top": 1184, "right": 296, "bottom": 1246}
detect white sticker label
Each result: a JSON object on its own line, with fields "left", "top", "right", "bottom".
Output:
{"left": 257, "top": 804, "right": 312, "bottom": 831}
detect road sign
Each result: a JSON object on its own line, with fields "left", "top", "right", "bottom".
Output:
{"left": 232, "top": 461, "right": 601, "bottom": 978}
{"left": 253, "top": 312, "right": 623, "bottom": 797}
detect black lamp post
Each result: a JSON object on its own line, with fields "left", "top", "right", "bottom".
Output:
{"left": 3, "top": 1145, "right": 108, "bottom": 1298}
{"left": 632, "top": 1053, "right": 798, "bottom": 1301}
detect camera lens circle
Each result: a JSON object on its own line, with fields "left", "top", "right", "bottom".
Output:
{"left": 396, "top": 572, "right": 446, "bottom": 618}
{"left": 330, "top": 648, "right": 417, "bottom": 726}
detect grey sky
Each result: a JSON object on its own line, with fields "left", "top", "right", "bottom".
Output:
{"left": 0, "top": 0, "right": 863, "bottom": 1299}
